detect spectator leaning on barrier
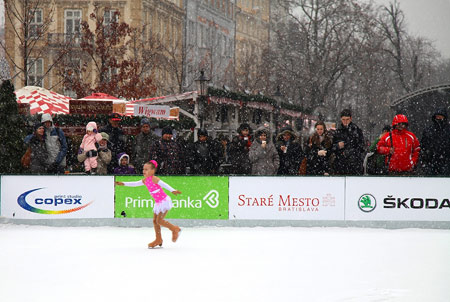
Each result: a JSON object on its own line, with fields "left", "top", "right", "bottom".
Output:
{"left": 332, "top": 109, "right": 365, "bottom": 175}
{"left": 133, "top": 118, "right": 159, "bottom": 173}
{"left": 249, "top": 126, "right": 279, "bottom": 175}
{"left": 77, "top": 132, "right": 112, "bottom": 175}
{"left": 24, "top": 122, "right": 48, "bottom": 174}
{"left": 41, "top": 113, "right": 67, "bottom": 174}
{"left": 420, "top": 108, "right": 450, "bottom": 176}
{"left": 188, "top": 129, "right": 222, "bottom": 175}
{"left": 229, "top": 123, "right": 253, "bottom": 175}
{"left": 149, "top": 126, "right": 185, "bottom": 175}
{"left": 305, "top": 121, "right": 333, "bottom": 175}
{"left": 217, "top": 134, "right": 232, "bottom": 174}
{"left": 276, "top": 127, "right": 303, "bottom": 175}
{"left": 100, "top": 113, "right": 127, "bottom": 174}
{"left": 377, "top": 114, "right": 420, "bottom": 175}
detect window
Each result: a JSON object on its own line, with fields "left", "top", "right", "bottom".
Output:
{"left": 104, "top": 9, "right": 119, "bottom": 36}
{"left": 104, "top": 9, "right": 119, "bottom": 26}
{"left": 65, "top": 10, "right": 82, "bottom": 43}
{"left": 64, "top": 58, "right": 81, "bottom": 98}
{"left": 29, "top": 9, "right": 43, "bottom": 39}
{"left": 27, "top": 58, "right": 44, "bottom": 87}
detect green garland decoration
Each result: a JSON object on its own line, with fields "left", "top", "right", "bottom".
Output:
{"left": 207, "top": 87, "right": 310, "bottom": 114}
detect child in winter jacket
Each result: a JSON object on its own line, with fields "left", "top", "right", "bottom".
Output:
{"left": 114, "top": 153, "right": 136, "bottom": 174}
{"left": 80, "top": 121, "right": 103, "bottom": 174}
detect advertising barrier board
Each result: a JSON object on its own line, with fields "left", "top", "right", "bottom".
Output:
{"left": 115, "top": 176, "right": 229, "bottom": 219}
{"left": 345, "top": 177, "right": 450, "bottom": 221}
{"left": 229, "top": 176, "right": 345, "bottom": 220}
{"left": 0, "top": 176, "right": 114, "bottom": 219}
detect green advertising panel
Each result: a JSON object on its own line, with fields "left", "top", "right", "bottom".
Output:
{"left": 115, "top": 176, "right": 229, "bottom": 219}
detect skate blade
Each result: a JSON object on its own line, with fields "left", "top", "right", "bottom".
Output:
{"left": 148, "top": 245, "right": 163, "bottom": 249}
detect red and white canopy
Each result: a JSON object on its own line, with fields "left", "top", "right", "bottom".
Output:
{"left": 15, "top": 86, "right": 71, "bottom": 115}
{"left": 79, "top": 92, "right": 126, "bottom": 104}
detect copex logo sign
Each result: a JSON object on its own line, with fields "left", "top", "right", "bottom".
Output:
{"left": 17, "top": 188, "right": 93, "bottom": 215}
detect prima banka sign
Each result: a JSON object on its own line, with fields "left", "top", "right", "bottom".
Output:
{"left": 229, "top": 177, "right": 345, "bottom": 220}
{"left": 0, "top": 176, "right": 114, "bottom": 219}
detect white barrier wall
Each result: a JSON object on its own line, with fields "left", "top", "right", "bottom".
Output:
{"left": 0, "top": 176, "right": 114, "bottom": 219}
{"left": 229, "top": 177, "right": 345, "bottom": 220}
{"left": 345, "top": 177, "right": 450, "bottom": 221}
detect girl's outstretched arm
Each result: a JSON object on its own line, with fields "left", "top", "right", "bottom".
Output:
{"left": 116, "top": 180, "right": 145, "bottom": 187}
{"left": 154, "top": 177, "right": 182, "bottom": 195}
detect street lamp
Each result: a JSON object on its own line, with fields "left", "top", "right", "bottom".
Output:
{"left": 195, "top": 69, "right": 210, "bottom": 128}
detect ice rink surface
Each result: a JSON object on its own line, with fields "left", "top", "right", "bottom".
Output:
{"left": 1, "top": 224, "right": 449, "bottom": 302}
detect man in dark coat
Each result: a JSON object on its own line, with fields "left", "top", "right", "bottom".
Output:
{"left": 332, "top": 109, "right": 365, "bottom": 175}
{"left": 420, "top": 108, "right": 450, "bottom": 175}
{"left": 132, "top": 118, "right": 159, "bottom": 173}
{"left": 188, "top": 129, "right": 222, "bottom": 175}
{"left": 149, "top": 127, "right": 185, "bottom": 175}
{"left": 229, "top": 123, "right": 253, "bottom": 175}
{"left": 276, "top": 127, "right": 304, "bottom": 175}
{"left": 100, "top": 113, "right": 127, "bottom": 173}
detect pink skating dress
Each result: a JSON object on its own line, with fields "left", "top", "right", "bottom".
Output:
{"left": 145, "top": 177, "right": 173, "bottom": 214}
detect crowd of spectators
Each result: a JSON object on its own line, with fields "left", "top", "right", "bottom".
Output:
{"left": 22, "top": 108, "right": 450, "bottom": 177}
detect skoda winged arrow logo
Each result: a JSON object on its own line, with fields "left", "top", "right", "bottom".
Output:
{"left": 203, "top": 190, "right": 220, "bottom": 208}
{"left": 358, "top": 194, "right": 376, "bottom": 213}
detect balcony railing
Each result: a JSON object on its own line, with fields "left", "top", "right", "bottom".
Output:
{"left": 47, "top": 33, "right": 82, "bottom": 47}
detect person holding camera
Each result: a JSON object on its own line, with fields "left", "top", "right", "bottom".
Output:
{"left": 249, "top": 126, "right": 279, "bottom": 175}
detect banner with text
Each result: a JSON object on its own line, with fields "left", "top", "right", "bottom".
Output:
{"left": 346, "top": 177, "right": 450, "bottom": 221}
{"left": 133, "top": 105, "right": 171, "bottom": 119}
{"left": 0, "top": 176, "right": 114, "bottom": 219}
{"left": 229, "top": 177, "right": 345, "bottom": 220}
{"left": 115, "top": 176, "right": 229, "bottom": 219}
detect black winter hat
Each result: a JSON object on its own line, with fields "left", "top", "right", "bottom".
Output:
{"left": 198, "top": 129, "right": 208, "bottom": 137}
{"left": 34, "top": 122, "right": 44, "bottom": 131}
{"left": 162, "top": 127, "right": 173, "bottom": 135}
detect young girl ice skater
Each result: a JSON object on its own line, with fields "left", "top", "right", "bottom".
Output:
{"left": 115, "top": 160, "right": 182, "bottom": 248}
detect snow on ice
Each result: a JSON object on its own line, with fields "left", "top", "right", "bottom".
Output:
{"left": 0, "top": 224, "right": 449, "bottom": 302}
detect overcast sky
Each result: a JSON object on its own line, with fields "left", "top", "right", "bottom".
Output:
{"left": 372, "top": 0, "right": 450, "bottom": 59}
{"left": 1, "top": 0, "right": 449, "bottom": 58}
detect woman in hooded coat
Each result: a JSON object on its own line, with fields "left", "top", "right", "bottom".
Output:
{"left": 249, "top": 127, "right": 279, "bottom": 175}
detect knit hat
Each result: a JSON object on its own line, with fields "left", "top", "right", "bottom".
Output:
{"left": 34, "top": 122, "right": 44, "bottom": 131}
{"left": 141, "top": 118, "right": 151, "bottom": 126}
{"left": 41, "top": 113, "right": 53, "bottom": 123}
{"left": 100, "top": 132, "right": 109, "bottom": 141}
{"left": 162, "top": 126, "right": 173, "bottom": 135}
{"left": 86, "top": 121, "right": 98, "bottom": 132}
{"left": 118, "top": 152, "right": 129, "bottom": 165}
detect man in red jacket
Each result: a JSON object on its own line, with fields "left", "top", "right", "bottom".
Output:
{"left": 377, "top": 114, "right": 420, "bottom": 175}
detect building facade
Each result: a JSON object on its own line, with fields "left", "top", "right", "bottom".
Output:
{"left": 234, "top": 0, "right": 270, "bottom": 92}
{"left": 4, "top": 0, "right": 185, "bottom": 97}
{"left": 183, "top": 0, "right": 235, "bottom": 92}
